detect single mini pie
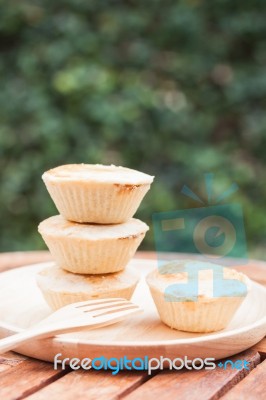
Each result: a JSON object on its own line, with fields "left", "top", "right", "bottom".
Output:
{"left": 146, "top": 259, "right": 249, "bottom": 333}
{"left": 36, "top": 264, "right": 139, "bottom": 310}
{"left": 38, "top": 215, "right": 149, "bottom": 274}
{"left": 42, "top": 164, "right": 154, "bottom": 224}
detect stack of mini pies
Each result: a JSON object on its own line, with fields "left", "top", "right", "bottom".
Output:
{"left": 37, "top": 164, "right": 154, "bottom": 310}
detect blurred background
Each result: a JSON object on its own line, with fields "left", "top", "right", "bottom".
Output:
{"left": 0, "top": 1, "right": 265, "bottom": 258}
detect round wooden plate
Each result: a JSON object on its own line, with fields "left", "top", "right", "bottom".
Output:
{"left": 0, "top": 259, "right": 265, "bottom": 363}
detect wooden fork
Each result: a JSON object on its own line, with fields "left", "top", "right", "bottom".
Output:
{"left": 0, "top": 298, "right": 142, "bottom": 354}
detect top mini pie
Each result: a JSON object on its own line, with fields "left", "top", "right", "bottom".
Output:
{"left": 42, "top": 164, "right": 154, "bottom": 224}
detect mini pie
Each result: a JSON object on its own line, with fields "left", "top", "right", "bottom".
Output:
{"left": 38, "top": 215, "right": 149, "bottom": 274}
{"left": 36, "top": 264, "right": 139, "bottom": 310}
{"left": 146, "top": 259, "right": 249, "bottom": 333}
{"left": 42, "top": 164, "right": 154, "bottom": 224}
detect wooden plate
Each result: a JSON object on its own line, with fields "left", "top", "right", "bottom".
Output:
{"left": 0, "top": 259, "right": 265, "bottom": 363}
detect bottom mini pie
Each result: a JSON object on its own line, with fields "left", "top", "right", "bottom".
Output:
{"left": 146, "top": 259, "right": 249, "bottom": 333}
{"left": 36, "top": 264, "right": 139, "bottom": 310}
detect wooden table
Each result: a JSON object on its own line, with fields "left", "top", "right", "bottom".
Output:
{"left": 0, "top": 251, "right": 265, "bottom": 400}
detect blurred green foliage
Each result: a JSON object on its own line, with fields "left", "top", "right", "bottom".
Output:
{"left": 0, "top": 1, "right": 265, "bottom": 258}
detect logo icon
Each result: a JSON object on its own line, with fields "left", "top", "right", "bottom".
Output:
{"left": 153, "top": 173, "right": 247, "bottom": 263}
{"left": 153, "top": 173, "right": 248, "bottom": 301}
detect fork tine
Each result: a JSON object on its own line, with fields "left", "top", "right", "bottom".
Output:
{"left": 90, "top": 306, "right": 142, "bottom": 326}
{"left": 87, "top": 303, "right": 140, "bottom": 317}
{"left": 78, "top": 300, "right": 129, "bottom": 313}
{"left": 74, "top": 298, "right": 126, "bottom": 308}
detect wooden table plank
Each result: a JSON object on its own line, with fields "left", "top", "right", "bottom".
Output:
{"left": 24, "top": 370, "right": 150, "bottom": 400}
{"left": 0, "top": 352, "right": 27, "bottom": 373}
{"left": 0, "top": 356, "right": 69, "bottom": 400}
{"left": 0, "top": 252, "right": 52, "bottom": 273}
{"left": 220, "top": 359, "right": 266, "bottom": 400}
{"left": 251, "top": 338, "right": 266, "bottom": 360}
{"left": 122, "top": 350, "right": 260, "bottom": 400}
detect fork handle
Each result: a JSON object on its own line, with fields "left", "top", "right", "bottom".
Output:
{"left": 0, "top": 327, "right": 51, "bottom": 354}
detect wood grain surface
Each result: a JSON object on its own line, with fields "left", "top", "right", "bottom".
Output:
{"left": 24, "top": 371, "right": 150, "bottom": 400}
{"left": 122, "top": 350, "right": 260, "bottom": 400}
{"left": 0, "top": 355, "right": 68, "bottom": 400}
{"left": 220, "top": 359, "right": 266, "bottom": 400}
{"left": 0, "top": 251, "right": 265, "bottom": 400}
